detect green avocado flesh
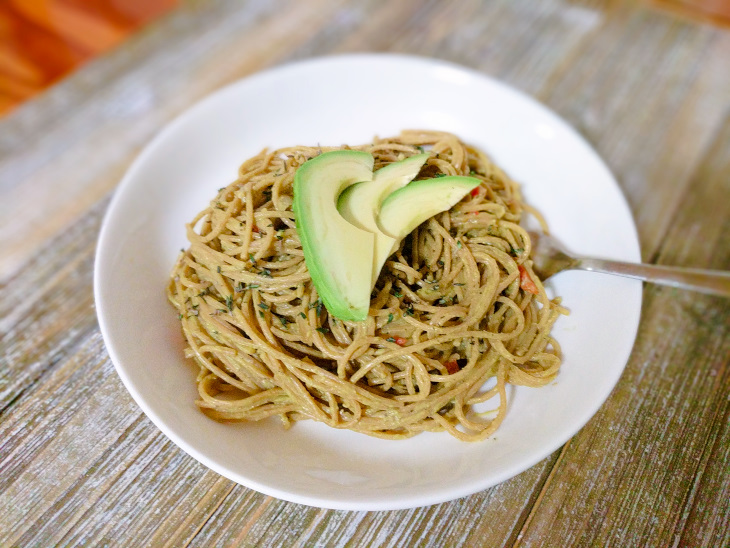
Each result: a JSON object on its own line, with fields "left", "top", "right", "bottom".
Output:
{"left": 377, "top": 176, "right": 481, "bottom": 238}
{"left": 293, "top": 150, "right": 375, "bottom": 322}
{"left": 337, "top": 154, "right": 428, "bottom": 286}
{"left": 294, "top": 149, "right": 480, "bottom": 323}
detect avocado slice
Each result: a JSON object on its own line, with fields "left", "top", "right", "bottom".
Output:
{"left": 377, "top": 175, "right": 480, "bottom": 249}
{"left": 337, "top": 154, "right": 428, "bottom": 286}
{"left": 293, "top": 150, "right": 375, "bottom": 322}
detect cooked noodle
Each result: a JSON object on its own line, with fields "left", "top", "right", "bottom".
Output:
{"left": 167, "top": 130, "right": 567, "bottom": 441}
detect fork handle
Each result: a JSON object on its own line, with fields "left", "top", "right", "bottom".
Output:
{"left": 577, "top": 258, "right": 730, "bottom": 297}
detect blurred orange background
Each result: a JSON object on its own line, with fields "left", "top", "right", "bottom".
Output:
{"left": 0, "top": 0, "right": 177, "bottom": 116}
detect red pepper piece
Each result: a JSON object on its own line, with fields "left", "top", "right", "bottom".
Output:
{"left": 518, "top": 265, "right": 539, "bottom": 295}
{"left": 444, "top": 360, "right": 459, "bottom": 374}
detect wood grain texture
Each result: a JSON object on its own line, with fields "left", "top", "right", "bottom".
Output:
{"left": 1, "top": 0, "right": 729, "bottom": 546}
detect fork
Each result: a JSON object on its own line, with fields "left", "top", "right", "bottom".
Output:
{"left": 528, "top": 232, "right": 730, "bottom": 297}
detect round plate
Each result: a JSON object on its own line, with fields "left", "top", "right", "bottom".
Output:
{"left": 94, "top": 54, "right": 641, "bottom": 511}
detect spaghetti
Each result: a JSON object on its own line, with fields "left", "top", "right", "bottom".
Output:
{"left": 167, "top": 130, "right": 567, "bottom": 441}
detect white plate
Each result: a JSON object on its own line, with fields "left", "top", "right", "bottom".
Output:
{"left": 94, "top": 54, "right": 641, "bottom": 511}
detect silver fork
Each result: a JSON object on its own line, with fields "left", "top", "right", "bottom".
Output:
{"left": 528, "top": 232, "right": 730, "bottom": 297}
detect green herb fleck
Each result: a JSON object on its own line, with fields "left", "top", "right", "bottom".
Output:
{"left": 279, "top": 316, "right": 288, "bottom": 327}
{"left": 249, "top": 253, "right": 256, "bottom": 264}
{"left": 260, "top": 268, "right": 272, "bottom": 278}
{"left": 511, "top": 247, "right": 524, "bottom": 255}
{"left": 453, "top": 282, "right": 465, "bottom": 286}
{"left": 276, "top": 230, "right": 284, "bottom": 240}
{"left": 316, "top": 327, "right": 329, "bottom": 334}
{"left": 405, "top": 306, "right": 414, "bottom": 316}
{"left": 258, "top": 302, "right": 269, "bottom": 310}
{"left": 393, "top": 289, "right": 403, "bottom": 298}
{"left": 456, "top": 241, "right": 463, "bottom": 249}
{"left": 386, "top": 337, "right": 395, "bottom": 343}
{"left": 416, "top": 145, "right": 425, "bottom": 152}
{"left": 299, "top": 312, "right": 307, "bottom": 319}
{"left": 217, "top": 266, "right": 221, "bottom": 273}
{"left": 178, "top": 313, "right": 183, "bottom": 320}
{"left": 434, "top": 173, "right": 447, "bottom": 178}
{"left": 437, "top": 260, "right": 445, "bottom": 267}
{"left": 258, "top": 310, "right": 265, "bottom": 318}
{"left": 225, "top": 295, "right": 233, "bottom": 311}
{"left": 387, "top": 313, "right": 394, "bottom": 324}
{"left": 248, "top": 284, "right": 260, "bottom": 289}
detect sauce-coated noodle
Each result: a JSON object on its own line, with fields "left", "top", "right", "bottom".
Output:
{"left": 167, "top": 130, "right": 567, "bottom": 441}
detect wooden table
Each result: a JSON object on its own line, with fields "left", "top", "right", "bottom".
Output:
{"left": 2, "top": 1, "right": 729, "bottom": 545}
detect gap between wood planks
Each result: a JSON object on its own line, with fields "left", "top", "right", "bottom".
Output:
{"left": 512, "top": 439, "right": 573, "bottom": 547}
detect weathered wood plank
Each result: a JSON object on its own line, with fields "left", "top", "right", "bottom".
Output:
{"left": 0, "top": 334, "right": 142, "bottom": 545}
{"left": 542, "top": 8, "right": 730, "bottom": 261}
{"left": 0, "top": 197, "right": 105, "bottom": 412}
